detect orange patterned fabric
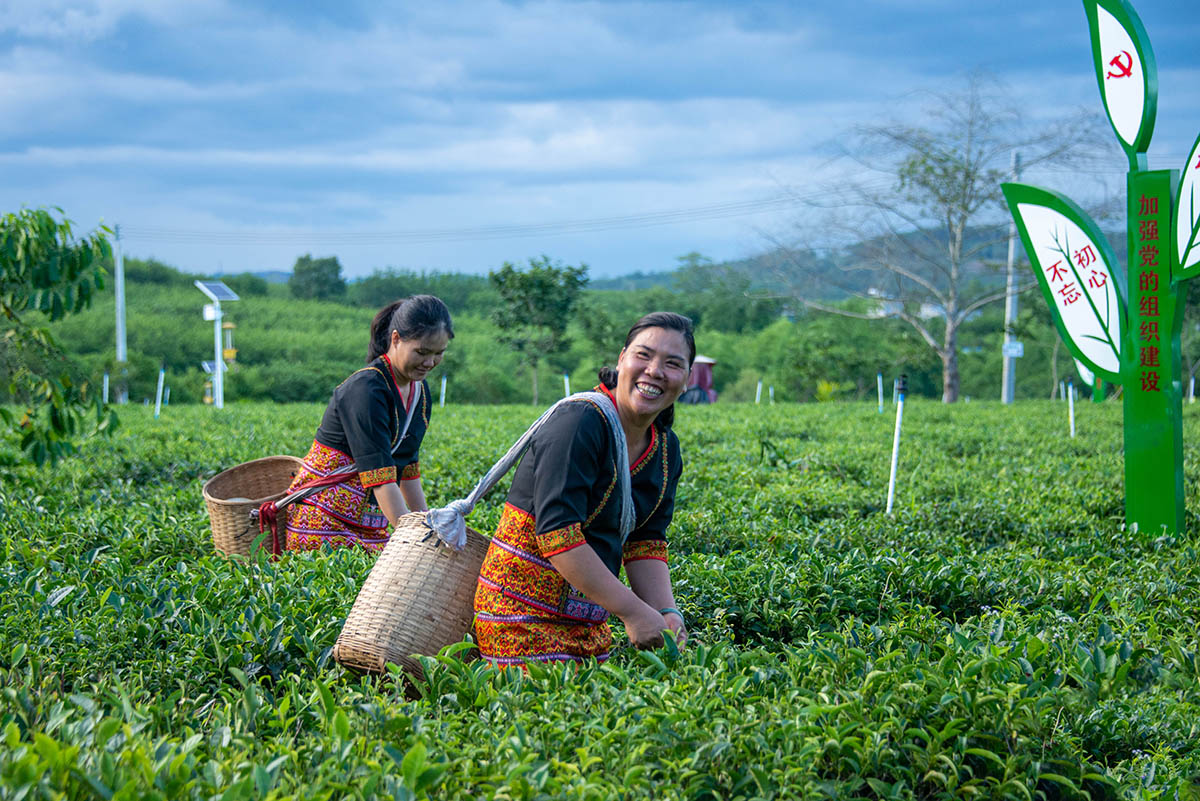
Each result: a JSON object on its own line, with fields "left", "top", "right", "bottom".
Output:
{"left": 358, "top": 466, "right": 396, "bottom": 488}
{"left": 622, "top": 539, "right": 668, "bottom": 564}
{"left": 284, "top": 440, "right": 390, "bottom": 552}
{"left": 400, "top": 463, "right": 421, "bottom": 481}
{"left": 473, "top": 582, "right": 613, "bottom": 667}
{"left": 475, "top": 503, "right": 611, "bottom": 665}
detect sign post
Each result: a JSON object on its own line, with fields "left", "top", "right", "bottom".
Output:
{"left": 1003, "top": 0, "right": 1197, "bottom": 534}
{"left": 886, "top": 375, "right": 908, "bottom": 516}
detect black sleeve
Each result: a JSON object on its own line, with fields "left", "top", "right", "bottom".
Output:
{"left": 338, "top": 372, "right": 398, "bottom": 485}
{"left": 529, "top": 402, "right": 608, "bottom": 553}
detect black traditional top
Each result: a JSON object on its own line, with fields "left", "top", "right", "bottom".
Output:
{"left": 504, "top": 385, "right": 683, "bottom": 576}
{"left": 312, "top": 355, "right": 431, "bottom": 488}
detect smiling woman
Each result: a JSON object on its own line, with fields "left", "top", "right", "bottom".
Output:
{"left": 473, "top": 311, "right": 696, "bottom": 668}
{"left": 282, "top": 295, "right": 453, "bottom": 553}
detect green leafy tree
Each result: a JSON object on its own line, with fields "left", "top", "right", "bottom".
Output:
{"left": 489, "top": 255, "right": 588, "bottom": 404}
{"left": 671, "top": 251, "right": 784, "bottom": 333}
{"left": 1, "top": 208, "right": 117, "bottom": 465}
{"left": 288, "top": 254, "right": 346, "bottom": 300}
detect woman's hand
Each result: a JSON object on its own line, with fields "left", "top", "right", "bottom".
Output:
{"left": 622, "top": 603, "right": 667, "bottom": 649}
{"left": 661, "top": 610, "right": 688, "bottom": 649}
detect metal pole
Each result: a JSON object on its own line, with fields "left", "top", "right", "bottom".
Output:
{"left": 103, "top": 371, "right": 109, "bottom": 404}
{"left": 213, "top": 300, "right": 224, "bottom": 409}
{"left": 113, "top": 224, "right": 128, "bottom": 404}
{"left": 755, "top": 380, "right": 762, "bottom": 404}
{"left": 886, "top": 375, "right": 908, "bottom": 515}
{"left": 563, "top": 373, "right": 571, "bottom": 397}
{"left": 163, "top": 386, "right": 170, "bottom": 407}
{"left": 877, "top": 371, "right": 884, "bottom": 413}
{"left": 1068, "top": 379, "right": 1076, "bottom": 438}
{"left": 440, "top": 373, "right": 447, "bottom": 407}
{"left": 769, "top": 386, "right": 775, "bottom": 404}
{"left": 1001, "top": 152, "right": 1022, "bottom": 404}
{"left": 154, "top": 364, "right": 166, "bottom": 419}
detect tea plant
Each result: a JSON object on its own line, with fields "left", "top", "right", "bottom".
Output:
{"left": 2, "top": 399, "right": 1199, "bottom": 798}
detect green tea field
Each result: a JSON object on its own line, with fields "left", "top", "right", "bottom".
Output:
{"left": 2, "top": 400, "right": 1199, "bottom": 799}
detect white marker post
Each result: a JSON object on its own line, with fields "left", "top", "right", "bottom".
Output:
{"left": 563, "top": 373, "right": 571, "bottom": 398}
{"left": 164, "top": 387, "right": 170, "bottom": 407}
{"left": 886, "top": 375, "right": 908, "bottom": 516}
{"left": 892, "top": 378, "right": 899, "bottom": 404}
{"left": 769, "top": 386, "right": 775, "bottom": 404}
{"left": 440, "top": 374, "right": 447, "bottom": 407}
{"left": 755, "top": 380, "right": 762, "bottom": 404}
{"left": 103, "top": 372, "right": 109, "bottom": 404}
{"left": 1059, "top": 380, "right": 1066, "bottom": 401}
{"left": 1190, "top": 375, "right": 1195, "bottom": 403}
{"left": 1068, "top": 378, "right": 1076, "bottom": 438}
{"left": 154, "top": 364, "right": 166, "bottom": 419}
{"left": 877, "top": 372, "right": 884, "bottom": 413}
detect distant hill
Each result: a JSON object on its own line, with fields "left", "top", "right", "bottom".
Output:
{"left": 590, "top": 271, "right": 675, "bottom": 291}
{"left": 246, "top": 270, "right": 290, "bottom": 284}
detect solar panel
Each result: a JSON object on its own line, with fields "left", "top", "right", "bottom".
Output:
{"left": 194, "top": 280, "right": 240, "bottom": 302}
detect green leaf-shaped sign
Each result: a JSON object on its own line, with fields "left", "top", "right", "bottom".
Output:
{"left": 1002, "top": 182, "right": 1126, "bottom": 384}
{"left": 1083, "top": 0, "right": 1157, "bottom": 164}
{"left": 1175, "top": 131, "right": 1200, "bottom": 280}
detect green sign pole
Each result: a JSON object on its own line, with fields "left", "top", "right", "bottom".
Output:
{"left": 1124, "top": 169, "right": 1183, "bottom": 532}
{"left": 1001, "top": 0, "right": 1200, "bottom": 535}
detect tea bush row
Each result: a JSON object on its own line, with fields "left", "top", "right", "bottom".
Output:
{"left": 2, "top": 399, "right": 1200, "bottom": 798}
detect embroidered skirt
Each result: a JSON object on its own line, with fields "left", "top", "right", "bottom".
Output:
{"left": 284, "top": 441, "right": 391, "bottom": 552}
{"left": 473, "top": 504, "right": 612, "bottom": 666}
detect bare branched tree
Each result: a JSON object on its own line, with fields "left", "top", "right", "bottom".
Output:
{"left": 767, "top": 72, "right": 1114, "bottom": 402}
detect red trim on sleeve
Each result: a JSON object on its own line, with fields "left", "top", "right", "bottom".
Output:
{"left": 359, "top": 466, "right": 397, "bottom": 488}
{"left": 622, "top": 539, "right": 668, "bottom": 565}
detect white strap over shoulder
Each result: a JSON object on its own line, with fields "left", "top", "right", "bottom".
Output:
{"left": 425, "top": 390, "right": 633, "bottom": 550}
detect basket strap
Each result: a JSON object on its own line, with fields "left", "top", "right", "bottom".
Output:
{"left": 425, "top": 390, "right": 632, "bottom": 551}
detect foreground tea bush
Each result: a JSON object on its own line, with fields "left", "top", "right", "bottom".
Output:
{"left": 2, "top": 400, "right": 1200, "bottom": 798}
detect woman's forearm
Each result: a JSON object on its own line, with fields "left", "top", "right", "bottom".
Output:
{"left": 548, "top": 545, "right": 652, "bottom": 619}
{"left": 399, "top": 477, "right": 429, "bottom": 513}
{"left": 374, "top": 482, "right": 411, "bottom": 527}
{"left": 625, "top": 557, "right": 677, "bottom": 610}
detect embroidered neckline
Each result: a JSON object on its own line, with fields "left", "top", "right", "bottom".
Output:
{"left": 595, "top": 384, "right": 655, "bottom": 474}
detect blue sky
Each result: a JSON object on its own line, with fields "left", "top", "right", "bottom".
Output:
{"left": 2, "top": 0, "right": 1198, "bottom": 279}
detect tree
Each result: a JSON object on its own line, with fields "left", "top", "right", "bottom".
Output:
{"left": 1, "top": 208, "right": 117, "bottom": 465}
{"left": 489, "top": 255, "right": 588, "bottom": 404}
{"left": 288, "top": 254, "right": 346, "bottom": 300}
{"left": 770, "top": 73, "right": 1109, "bottom": 402}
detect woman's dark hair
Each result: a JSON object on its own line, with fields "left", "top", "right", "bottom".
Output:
{"left": 367, "top": 295, "right": 455, "bottom": 363}
{"left": 598, "top": 311, "right": 696, "bottom": 429}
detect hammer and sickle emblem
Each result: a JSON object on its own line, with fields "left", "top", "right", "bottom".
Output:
{"left": 1106, "top": 50, "right": 1133, "bottom": 79}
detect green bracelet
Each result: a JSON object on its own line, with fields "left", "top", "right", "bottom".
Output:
{"left": 659, "top": 607, "right": 684, "bottom": 624}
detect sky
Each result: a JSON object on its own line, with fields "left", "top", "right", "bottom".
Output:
{"left": 2, "top": 0, "right": 1198, "bottom": 280}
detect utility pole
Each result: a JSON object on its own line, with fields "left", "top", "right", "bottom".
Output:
{"left": 114, "top": 224, "right": 129, "bottom": 404}
{"left": 1001, "top": 152, "right": 1022, "bottom": 404}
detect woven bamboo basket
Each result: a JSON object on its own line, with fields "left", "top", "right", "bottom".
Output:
{"left": 334, "top": 511, "right": 488, "bottom": 677}
{"left": 202, "top": 455, "right": 304, "bottom": 557}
